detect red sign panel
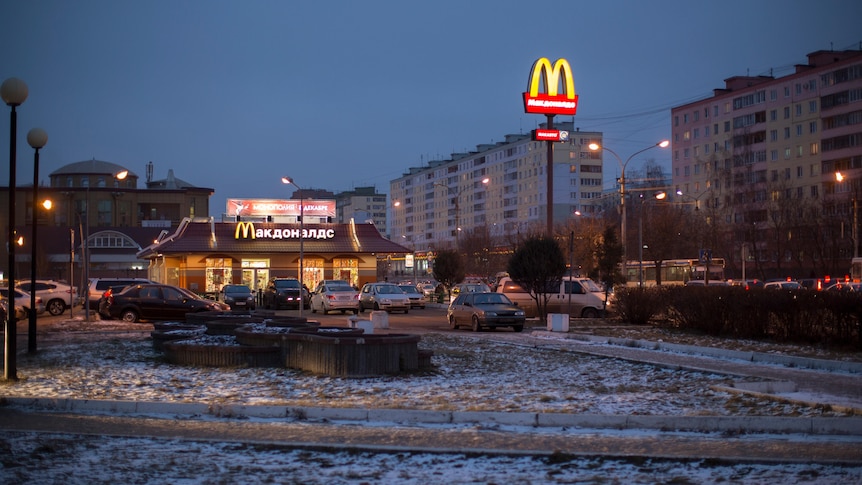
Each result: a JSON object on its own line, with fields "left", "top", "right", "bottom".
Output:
{"left": 533, "top": 129, "right": 570, "bottom": 142}
{"left": 227, "top": 199, "right": 336, "bottom": 218}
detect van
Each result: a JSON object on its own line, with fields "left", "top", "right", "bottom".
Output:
{"left": 495, "top": 276, "right": 605, "bottom": 318}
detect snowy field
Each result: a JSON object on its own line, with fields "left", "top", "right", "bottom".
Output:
{"left": 1, "top": 323, "right": 861, "bottom": 483}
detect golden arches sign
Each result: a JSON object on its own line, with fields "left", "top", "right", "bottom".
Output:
{"left": 522, "top": 57, "right": 578, "bottom": 115}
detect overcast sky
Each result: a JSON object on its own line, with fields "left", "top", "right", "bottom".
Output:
{"left": 2, "top": 0, "right": 860, "bottom": 216}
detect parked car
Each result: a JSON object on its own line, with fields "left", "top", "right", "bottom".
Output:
{"left": 763, "top": 280, "right": 802, "bottom": 290}
{"left": 452, "top": 283, "right": 491, "bottom": 295}
{"left": 495, "top": 276, "right": 604, "bottom": 318}
{"left": 358, "top": 282, "right": 410, "bottom": 313}
{"left": 824, "top": 282, "right": 862, "bottom": 292}
{"left": 87, "top": 277, "right": 154, "bottom": 310}
{"left": 0, "top": 287, "right": 45, "bottom": 317}
{"left": 17, "top": 279, "right": 76, "bottom": 316}
{"left": 310, "top": 280, "right": 360, "bottom": 314}
{"left": 448, "top": 291, "right": 525, "bottom": 332}
{"left": 221, "top": 284, "right": 256, "bottom": 310}
{"left": 263, "top": 277, "right": 309, "bottom": 310}
{"left": 398, "top": 284, "right": 426, "bottom": 309}
{"left": 98, "top": 283, "right": 229, "bottom": 322}
{"left": 727, "top": 279, "right": 763, "bottom": 290}
{"left": 1, "top": 295, "right": 26, "bottom": 321}
{"left": 416, "top": 282, "right": 436, "bottom": 296}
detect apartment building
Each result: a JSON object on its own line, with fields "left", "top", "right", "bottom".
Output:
{"left": 670, "top": 48, "right": 862, "bottom": 277}
{"left": 389, "top": 121, "right": 604, "bottom": 253}
{"left": 335, "top": 186, "right": 388, "bottom": 235}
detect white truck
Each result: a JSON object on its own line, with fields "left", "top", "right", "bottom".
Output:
{"left": 495, "top": 276, "right": 605, "bottom": 319}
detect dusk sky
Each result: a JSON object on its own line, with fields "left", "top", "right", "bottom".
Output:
{"left": 2, "top": 1, "right": 861, "bottom": 216}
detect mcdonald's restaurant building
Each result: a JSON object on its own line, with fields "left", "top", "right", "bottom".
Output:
{"left": 136, "top": 218, "right": 410, "bottom": 294}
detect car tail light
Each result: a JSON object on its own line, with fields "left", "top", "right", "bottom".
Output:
{"left": 327, "top": 294, "right": 336, "bottom": 301}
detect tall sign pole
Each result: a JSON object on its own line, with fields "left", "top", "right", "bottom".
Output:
{"left": 522, "top": 57, "right": 578, "bottom": 236}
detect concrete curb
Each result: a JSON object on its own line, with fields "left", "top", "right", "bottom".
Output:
{"left": 534, "top": 330, "right": 862, "bottom": 374}
{"left": 4, "top": 397, "right": 862, "bottom": 436}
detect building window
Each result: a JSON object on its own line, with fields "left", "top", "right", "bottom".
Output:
{"left": 784, "top": 107, "right": 790, "bottom": 119}
{"left": 770, "top": 130, "right": 777, "bottom": 141}
{"left": 796, "top": 124, "right": 802, "bottom": 136}
{"left": 810, "top": 142, "right": 819, "bottom": 155}
{"left": 795, "top": 104, "right": 802, "bottom": 116}
{"left": 770, "top": 150, "right": 778, "bottom": 161}
{"left": 809, "top": 121, "right": 818, "bottom": 133}
{"left": 784, "top": 127, "right": 790, "bottom": 139}
{"left": 809, "top": 100, "right": 817, "bottom": 113}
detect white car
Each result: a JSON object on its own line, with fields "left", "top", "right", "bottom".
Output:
{"left": 310, "top": 281, "right": 360, "bottom": 314}
{"left": 17, "top": 280, "right": 77, "bottom": 316}
{"left": 0, "top": 287, "right": 45, "bottom": 317}
{"left": 358, "top": 282, "right": 410, "bottom": 313}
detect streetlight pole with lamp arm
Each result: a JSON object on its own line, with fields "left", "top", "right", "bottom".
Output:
{"left": 2, "top": 77, "right": 28, "bottom": 381}
{"left": 588, "top": 140, "right": 669, "bottom": 262}
{"left": 836, "top": 171, "right": 859, "bottom": 259}
{"left": 434, "top": 178, "right": 489, "bottom": 249}
{"left": 27, "top": 128, "right": 48, "bottom": 354}
{"left": 282, "top": 177, "right": 304, "bottom": 317}
{"left": 638, "top": 191, "right": 667, "bottom": 287}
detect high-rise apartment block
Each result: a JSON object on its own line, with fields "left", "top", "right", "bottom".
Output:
{"left": 389, "top": 121, "right": 603, "bottom": 252}
{"left": 671, "top": 49, "right": 862, "bottom": 275}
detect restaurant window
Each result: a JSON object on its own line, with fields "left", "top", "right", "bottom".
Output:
{"left": 333, "top": 258, "right": 359, "bottom": 287}
{"left": 206, "top": 258, "right": 233, "bottom": 293}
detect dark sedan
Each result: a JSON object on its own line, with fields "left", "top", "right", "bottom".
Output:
{"left": 222, "top": 284, "right": 256, "bottom": 310}
{"left": 447, "top": 291, "right": 525, "bottom": 332}
{"left": 99, "top": 283, "right": 230, "bottom": 322}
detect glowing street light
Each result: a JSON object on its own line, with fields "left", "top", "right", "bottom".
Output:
{"left": 2, "top": 76, "right": 28, "bottom": 381}
{"left": 282, "top": 176, "right": 305, "bottom": 317}
{"left": 27, "top": 127, "right": 48, "bottom": 354}
{"left": 589, "top": 140, "right": 669, "bottom": 262}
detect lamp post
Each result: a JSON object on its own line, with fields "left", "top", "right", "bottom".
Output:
{"left": 2, "top": 77, "right": 28, "bottom": 381}
{"left": 638, "top": 191, "right": 666, "bottom": 287}
{"left": 26, "top": 128, "right": 47, "bottom": 354}
{"left": 589, "top": 140, "right": 669, "bottom": 262}
{"left": 836, "top": 172, "right": 859, "bottom": 259}
{"left": 282, "top": 176, "right": 304, "bottom": 317}
{"left": 434, "top": 177, "right": 489, "bottom": 249}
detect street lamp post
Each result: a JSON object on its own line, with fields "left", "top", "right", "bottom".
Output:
{"left": 434, "top": 178, "right": 488, "bottom": 249}
{"left": 638, "top": 192, "right": 667, "bottom": 287}
{"left": 2, "top": 77, "right": 28, "bottom": 381}
{"left": 282, "top": 177, "right": 304, "bottom": 317}
{"left": 589, "top": 140, "right": 669, "bottom": 262}
{"left": 836, "top": 172, "right": 859, "bottom": 259}
{"left": 27, "top": 128, "right": 47, "bottom": 354}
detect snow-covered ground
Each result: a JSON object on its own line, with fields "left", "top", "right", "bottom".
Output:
{"left": 1, "top": 319, "right": 861, "bottom": 483}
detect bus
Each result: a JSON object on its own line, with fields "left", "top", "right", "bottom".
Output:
{"left": 624, "top": 258, "right": 726, "bottom": 287}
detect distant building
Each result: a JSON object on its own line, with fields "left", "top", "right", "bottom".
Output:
{"left": 0, "top": 159, "right": 212, "bottom": 284}
{"left": 335, "top": 186, "right": 387, "bottom": 234}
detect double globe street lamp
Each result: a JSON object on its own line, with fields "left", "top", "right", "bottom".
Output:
{"left": 588, "top": 140, "right": 669, "bottom": 261}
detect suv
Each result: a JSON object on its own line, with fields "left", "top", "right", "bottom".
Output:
{"left": 17, "top": 279, "right": 76, "bottom": 316}
{"left": 263, "top": 277, "right": 309, "bottom": 310}
{"left": 87, "top": 278, "right": 153, "bottom": 310}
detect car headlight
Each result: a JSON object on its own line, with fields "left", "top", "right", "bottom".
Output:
{"left": 381, "top": 298, "right": 391, "bottom": 304}
{"left": 515, "top": 311, "right": 525, "bottom": 316}
{"left": 485, "top": 311, "right": 497, "bottom": 317}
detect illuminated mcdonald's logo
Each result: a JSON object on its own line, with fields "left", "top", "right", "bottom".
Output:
{"left": 522, "top": 57, "right": 578, "bottom": 116}
{"left": 235, "top": 221, "right": 256, "bottom": 239}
